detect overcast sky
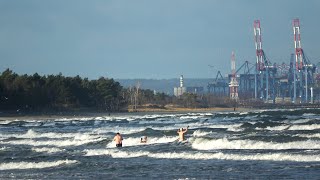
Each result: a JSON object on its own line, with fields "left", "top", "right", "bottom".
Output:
{"left": 0, "top": 0, "right": 319, "bottom": 79}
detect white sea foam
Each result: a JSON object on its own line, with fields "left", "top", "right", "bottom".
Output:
{"left": 243, "top": 115, "right": 258, "bottom": 120}
{"left": 55, "top": 115, "right": 146, "bottom": 122}
{"left": 0, "top": 129, "right": 100, "bottom": 140}
{"left": 222, "top": 117, "right": 242, "bottom": 121}
{"left": 32, "top": 147, "right": 64, "bottom": 153}
{"left": 22, "top": 122, "right": 43, "bottom": 127}
{"left": 0, "top": 112, "right": 213, "bottom": 129}
{"left": 179, "top": 115, "right": 204, "bottom": 120}
{"left": 85, "top": 149, "right": 149, "bottom": 157}
{"left": 287, "top": 118, "right": 313, "bottom": 124}
{"left": 143, "top": 114, "right": 178, "bottom": 119}
{"left": 0, "top": 119, "right": 40, "bottom": 125}
{"left": 302, "top": 113, "right": 316, "bottom": 117}
{"left": 1, "top": 135, "right": 104, "bottom": 147}
{"left": 0, "top": 114, "right": 169, "bottom": 126}
{"left": 191, "top": 137, "right": 320, "bottom": 150}
{"left": 256, "top": 123, "right": 320, "bottom": 131}
{"left": 192, "top": 130, "right": 211, "bottom": 137}
{"left": 84, "top": 149, "right": 320, "bottom": 162}
{"left": 138, "top": 118, "right": 195, "bottom": 126}
{"left": 0, "top": 159, "right": 77, "bottom": 170}
{"left": 27, "top": 129, "right": 79, "bottom": 138}
{"left": 239, "top": 112, "right": 249, "bottom": 115}
{"left": 52, "top": 117, "right": 103, "bottom": 122}
{"left": 256, "top": 108, "right": 296, "bottom": 113}
{"left": 92, "top": 116, "right": 112, "bottom": 121}
{"left": 41, "top": 122, "right": 56, "bottom": 127}
{"left": 148, "top": 152, "right": 320, "bottom": 162}
{"left": 151, "top": 126, "right": 186, "bottom": 131}
{"left": 120, "top": 113, "right": 213, "bottom": 121}
{"left": 0, "top": 120, "right": 10, "bottom": 125}
{"left": 297, "top": 133, "right": 320, "bottom": 138}
{"left": 97, "top": 113, "right": 181, "bottom": 122}
{"left": 186, "top": 112, "right": 213, "bottom": 116}
{"left": 288, "top": 124, "right": 320, "bottom": 131}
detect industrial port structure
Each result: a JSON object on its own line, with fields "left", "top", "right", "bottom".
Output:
{"left": 208, "top": 18, "right": 318, "bottom": 104}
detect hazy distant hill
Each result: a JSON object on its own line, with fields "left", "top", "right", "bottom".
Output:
{"left": 116, "top": 78, "right": 214, "bottom": 95}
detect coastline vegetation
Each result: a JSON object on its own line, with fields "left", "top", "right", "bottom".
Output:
{"left": 0, "top": 69, "right": 238, "bottom": 114}
{"left": 3, "top": 69, "right": 317, "bottom": 115}
{"left": 0, "top": 69, "right": 124, "bottom": 112}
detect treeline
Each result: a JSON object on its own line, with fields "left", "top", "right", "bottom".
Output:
{"left": 0, "top": 69, "right": 235, "bottom": 113}
{"left": 126, "top": 85, "right": 233, "bottom": 110}
{"left": 0, "top": 69, "right": 124, "bottom": 112}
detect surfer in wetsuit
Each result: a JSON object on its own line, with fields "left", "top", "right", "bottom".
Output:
{"left": 177, "top": 126, "right": 189, "bottom": 141}
{"left": 113, "top": 132, "right": 123, "bottom": 147}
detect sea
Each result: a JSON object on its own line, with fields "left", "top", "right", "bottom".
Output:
{"left": 1, "top": 108, "right": 320, "bottom": 179}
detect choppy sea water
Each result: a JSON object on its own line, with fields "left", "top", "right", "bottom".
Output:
{"left": 1, "top": 109, "right": 320, "bottom": 179}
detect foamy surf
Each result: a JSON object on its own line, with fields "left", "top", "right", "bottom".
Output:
{"left": 84, "top": 149, "right": 150, "bottom": 158}
{"left": 192, "top": 130, "right": 212, "bottom": 137}
{"left": 0, "top": 129, "right": 96, "bottom": 139}
{"left": 288, "top": 124, "right": 320, "bottom": 131}
{"left": 0, "top": 159, "right": 77, "bottom": 170}
{"left": 191, "top": 137, "right": 320, "bottom": 150}
{"left": 1, "top": 136, "right": 104, "bottom": 147}
{"left": 32, "top": 147, "right": 64, "bottom": 153}
{"left": 2, "top": 109, "right": 320, "bottom": 178}
{"left": 84, "top": 149, "right": 320, "bottom": 162}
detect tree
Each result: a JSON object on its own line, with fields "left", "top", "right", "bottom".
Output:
{"left": 0, "top": 69, "right": 125, "bottom": 112}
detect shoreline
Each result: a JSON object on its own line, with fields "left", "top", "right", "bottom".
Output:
{"left": 128, "top": 107, "right": 250, "bottom": 113}
{"left": 0, "top": 107, "right": 251, "bottom": 120}
{"left": 1, "top": 105, "right": 320, "bottom": 120}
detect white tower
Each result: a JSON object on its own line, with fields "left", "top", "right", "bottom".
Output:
{"left": 180, "top": 75, "right": 184, "bottom": 87}
{"left": 174, "top": 75, "right": 186, "bottom": 96}
{"left": 229, "top": 51, "right": 239, "bottom": 100}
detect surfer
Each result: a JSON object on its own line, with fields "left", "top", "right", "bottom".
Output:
{"left": 140, "top": 136, "right": 147, "bottom": 143}
{"left": 113, "top": 132, "right": 123, "bottom": 147}
{"left": 177, "top": 126, "right": 189, "bottom": 141}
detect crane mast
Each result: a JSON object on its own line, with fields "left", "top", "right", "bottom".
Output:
{"left": 293, "top": 19, "right": 303, "bottom": 70}
{"left": 253, "top": 20, "right": 267, "bottom": 100}
{"left": 292, "top": 18, "right": 314, "bottom": 103}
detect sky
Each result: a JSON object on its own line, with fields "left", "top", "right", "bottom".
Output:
{"left": 0, "top": 0, "right": 320, "bottom": 79}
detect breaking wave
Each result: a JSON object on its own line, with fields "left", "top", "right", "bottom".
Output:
{"left": 0, "top": 159, "right": 77, "bottom": 170}
{"left": 84, "top": 149, "right": 320, "bottom": 162}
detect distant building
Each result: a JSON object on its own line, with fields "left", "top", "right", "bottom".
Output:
{"left": 174, "top": 75, "right": 204, "bottom": 96}
{"left": 174, "top": 75, "right": 186, "bottom": 96}
{"left": 174, "top": 87, "right": 187, "bottom": 96}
